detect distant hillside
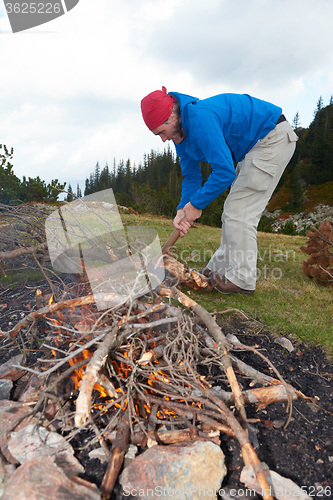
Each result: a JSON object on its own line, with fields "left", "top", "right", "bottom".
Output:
{"left": 273, "top": 98, "right": 333, "bottom": 214}
{"left": 267, "top": 180, "right": 333, "bottom": 214}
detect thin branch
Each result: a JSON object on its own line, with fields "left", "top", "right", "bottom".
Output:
{"left": 13, "top": 331, "right": 108, "bottom": 378}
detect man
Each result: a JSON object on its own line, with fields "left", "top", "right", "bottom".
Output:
{"left": 141, "top": 87, "right": 298, "bottom": 294}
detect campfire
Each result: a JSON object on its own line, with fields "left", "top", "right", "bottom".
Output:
{"left": 0, "top": 200, "right": 326, "bottom": 500}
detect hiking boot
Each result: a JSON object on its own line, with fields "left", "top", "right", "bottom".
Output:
{"left": 210, "top": 272, "right": 254, "bottom": 295}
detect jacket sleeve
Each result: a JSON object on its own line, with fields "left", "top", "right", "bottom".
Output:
{"left": 184, "top": 108, "right": 237, "bottom": 210}
{"left": 176, "top": 152, "right": 203, "bottom": 210}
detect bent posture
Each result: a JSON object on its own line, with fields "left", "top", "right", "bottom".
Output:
{"left": 141, "top": 87, "right": 298, "bottom": 294}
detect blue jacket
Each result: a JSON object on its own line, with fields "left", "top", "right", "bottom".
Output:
{"left": 169, "top": 91, "right": 282, "bottom": 210}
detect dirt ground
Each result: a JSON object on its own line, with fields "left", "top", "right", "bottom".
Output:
{"left": 0, "top": 278, "right": 332, "bottom": 499}
{"left": 213, "top": 315, "right": 333, "bottom": 498}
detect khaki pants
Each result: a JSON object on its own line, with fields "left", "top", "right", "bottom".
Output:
{"left": 207, "top": 119, "right": 298, "bottom": 291}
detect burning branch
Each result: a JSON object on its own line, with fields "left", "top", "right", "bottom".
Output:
{"left": 137, "top": 343, "right": 165, "bottom": 365}
{"left": 75, "top": 324, "right": 119, "bottom": 427}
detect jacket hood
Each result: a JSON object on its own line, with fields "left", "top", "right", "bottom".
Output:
{"left": 169, "top": 92, "right": 198, "bottom": 138}
{"left": 169, "top": 91, "right": 198, "bottom": 110}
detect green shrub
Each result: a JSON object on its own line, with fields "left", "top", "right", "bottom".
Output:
{"left": 278, "top": 220, "right": 298, "bottom": 235}
{"left": 258, "top": 214, "right": 274, "bottom": 233}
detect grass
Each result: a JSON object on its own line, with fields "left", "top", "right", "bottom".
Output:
{"left": 122, "top": 213, "right": 333, "bottom": 356}
{"left": 0, "top": 268, "right": 45, "bottom": 287}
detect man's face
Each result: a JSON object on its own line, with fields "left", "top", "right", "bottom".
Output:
{"left": 152, "top": 113, "right": 183, "bottom": 144}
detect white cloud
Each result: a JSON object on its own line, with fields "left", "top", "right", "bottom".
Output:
{"left": 0, "top": 0, "right": 333, "bottom": 188}
{"left": 27, "top": 142, "right": 60, "bottom": 165}
{"left": 67, "top": 118, "right": 138, "bottom": 166}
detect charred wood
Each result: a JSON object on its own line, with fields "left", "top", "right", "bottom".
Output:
{"left": 100, "top": 411, "right": 130, "bottom": 500}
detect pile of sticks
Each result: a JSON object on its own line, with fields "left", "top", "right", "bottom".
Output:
{"left": 0, "top": 203, "right": 302, "bottom": 500}
{"left": 1, "top": 278, "right": 300, "bottom": 500}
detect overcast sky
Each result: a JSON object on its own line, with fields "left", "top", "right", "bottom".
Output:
{"left": 1, "top": 0, "right": 333, "bottom": 193}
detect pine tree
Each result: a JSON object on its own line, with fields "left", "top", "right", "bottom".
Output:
{"left": 115, "top": 159, "right": 125, "bottom": 194}
{"left": 313, "top": 96, "right": 324, "bottom": 118}
{"left": 46, "top": 179, "right": 66, "bottom": 202}
{"left": 0, "top": 144, "right": 20, "bottom": 203}
{"left": 84, "top": 178, "right": 90, "bottom": 196}
{"left": 292, "top": 111, "right": 301, "bottom": 131}
{"left": 100, "top": 162, "right": 111, "bottom": 191}
{"left": 66, "top": 183, "right": 74, "bottom": 202}
{"left": 94, "top": 162, "right": 101, "bottom": 191}
{"left": 124, "top": 159, "right": 132, "bottom": 193}
{"left": 76, "top": 183, "right": 82, "bottom": 198}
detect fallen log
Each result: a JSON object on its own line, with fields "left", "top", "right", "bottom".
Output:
{"left": 162, "top": 254, "right": 212, "bottom": 292}
{"left": 229, "top": 354, "right": 282, "bottom": 387}
{"left": 132, "top": 427, "right": 219, "bottom": 447}
{"left": 131, "top": 428, "right": 196, "bottom": 446}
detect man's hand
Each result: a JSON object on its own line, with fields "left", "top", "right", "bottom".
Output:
{"left": 173, "top": 203, "right": 202, "bottom": 237}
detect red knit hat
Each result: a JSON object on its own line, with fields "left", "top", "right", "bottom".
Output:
{"left": 141, "top": 86, "right": 176, "bottom": 131}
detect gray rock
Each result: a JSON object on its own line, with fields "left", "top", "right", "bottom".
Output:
{"left": 119, "top": 439, "right": 227, "bottom": 499}
{"left": 0, "top": 353, "right": 25, "bottom": 381}
{"left": 1, "top": 456, "right": 100, "bottom": 500}
{"left": 8, "top": 424, "right": 84, "bottom": 477}
{"left": 265, "top": 203, "right": 333, "bottom": 234}
{"left": 240, "top": 463, "right": 311, "bottom": 500}
{"left": 0, "top": 400, "right": 38, "bottom": 464}
{"left": 0, "top": 380, "right": 13, "bottom": 400}
{"left": 274, "top": 337, "right": 295, "bottom": 352}
{"left": 0, "top": 456, "right": 16, "bottom": 499}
